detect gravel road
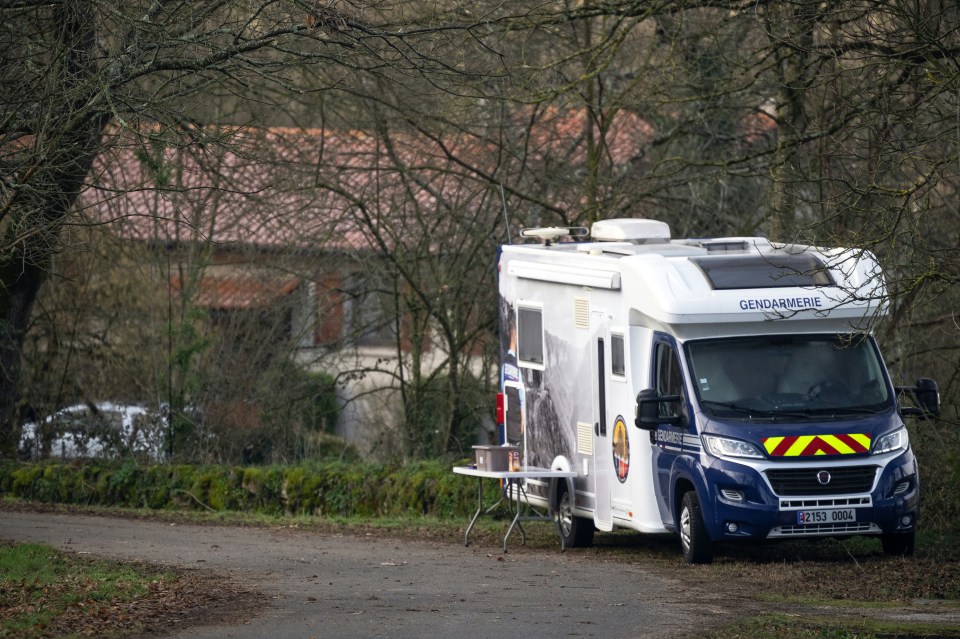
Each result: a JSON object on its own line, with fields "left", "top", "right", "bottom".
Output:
{"left": 0, "top": 511, "right": 720, "bottom": 639}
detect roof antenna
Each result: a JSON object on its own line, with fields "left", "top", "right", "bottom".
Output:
{"left": 499, "top": 182, "right": 512, "bottom": 244}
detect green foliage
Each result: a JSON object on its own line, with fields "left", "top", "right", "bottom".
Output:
{"left": 4, "top": 450, "right": 959, "bottom": 533}
{"left": 166, "top": 307, "right": 212, "bottom": 398}
{"left": 160, "top": 305, "right": 214, "bottom": 461}
{"left": 299, "top": 371, "right": 339, "bottom": 434}
{"left": 403, "top": 371, "right": 492, "bottom": 459}
{"left": 909, "top": 420, "right": 960, "bottom": 531}
{"left": 0, "top": 459, "right": 483, "bottom": 519}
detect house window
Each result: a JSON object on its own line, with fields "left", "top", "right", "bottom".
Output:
{"left": 342, "top": 273, "right": 395, "bottom": 347}
{"left": 517, "top": 305, "right": 544, "bottom": 367}
{"left": 292, "top": 281, "right": 317, "bottom": 348}
{"left": 611, "top": 333, "right": 626, "bottom": 378}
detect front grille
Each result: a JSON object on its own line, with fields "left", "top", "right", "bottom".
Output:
{"left": 770, "top": 522, "right": 879, "bottom": 537}
{"left": 780, "top": 496, "right": 871, "bottom": 509}
{"left": 765, "top": 465, "right": 878, "bottom": 496}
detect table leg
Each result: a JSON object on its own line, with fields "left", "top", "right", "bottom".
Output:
{"left": 463, "top": 476, "right": 483, "bottom": 546}
{"left": 502, "top": 479, "right": 528, "bottom": 553}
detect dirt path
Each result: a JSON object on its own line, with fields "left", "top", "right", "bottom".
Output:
{"left": 0, "top": 511, "right": 722, "bottom": 639}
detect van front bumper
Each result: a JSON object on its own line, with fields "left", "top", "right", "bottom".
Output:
{"left": 699, "top": 450, "right": 919, "bottom": 541}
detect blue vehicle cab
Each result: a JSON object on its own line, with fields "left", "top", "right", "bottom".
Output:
{"left": 636, "top": 332, "right": 936, "bottom": 563}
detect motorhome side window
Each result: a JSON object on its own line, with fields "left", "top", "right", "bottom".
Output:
{"left": 655, "top": 342, "right": 684, "bottom": 418}
{"left": 517, "top": 306, "right": 544, "bottom": 366}
{"left": 611, "top": 334, "right": 626, "bottom": 377}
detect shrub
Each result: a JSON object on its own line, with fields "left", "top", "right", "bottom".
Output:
{"left": 0, "top": 460, "right": 487, "bottom": 519}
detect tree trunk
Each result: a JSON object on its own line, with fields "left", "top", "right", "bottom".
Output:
{"left": 766, "top": 1, "right": 816, "bottom": 241}
{"left": 0, "top": 0, "right": 107, "bottom": 456}
{"left": 0, "top": 124, "right": 108, "bottom": 454}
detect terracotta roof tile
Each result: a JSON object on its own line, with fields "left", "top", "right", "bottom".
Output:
{"left": 81, "top": 109, "right": 657, "bottom": 251}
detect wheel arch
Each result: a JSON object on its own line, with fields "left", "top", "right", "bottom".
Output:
{"left": 673, "top": 476, "right": 696, "bottom": 528}
{"left": 549, "top": 455, "right": 575, "bottom": 512}
{"left": 670, "top": 457, "right": 712, "bottom": 533}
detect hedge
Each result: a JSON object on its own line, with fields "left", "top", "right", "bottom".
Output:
{"left": 0, "top": 460, "right": 486, "bottom": 519}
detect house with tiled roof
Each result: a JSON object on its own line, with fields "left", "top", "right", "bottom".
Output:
{"left": 75, "top": 109, "right": 656, "bottom": 456}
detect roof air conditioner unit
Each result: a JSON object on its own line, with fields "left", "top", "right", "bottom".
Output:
{"left": 591, "top": 219, "right": 671, "bottom": 244}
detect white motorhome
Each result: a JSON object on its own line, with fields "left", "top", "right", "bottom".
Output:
{"left": 497, "top": 219, "right": 939, "bottom": 563}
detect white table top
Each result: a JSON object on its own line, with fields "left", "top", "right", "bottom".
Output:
{"left": 453, "top": 465, "right": 578, "bottom": 479}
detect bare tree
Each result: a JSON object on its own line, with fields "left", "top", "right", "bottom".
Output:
{"left": 5, "top": 0, "right": 958, "bottom": 463}
{"left": 0, "top": 0, "right": 508, "bottom": 454}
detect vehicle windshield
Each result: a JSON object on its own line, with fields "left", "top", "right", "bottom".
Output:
{"left": 685, "top": 334, "right": 893, "bottom": 420}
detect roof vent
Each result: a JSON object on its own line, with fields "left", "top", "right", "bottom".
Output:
{"left": 591, "top": 219, "right": 671, "bottom": 243}
{"left": 704, "top": 240, "right": 750, "bottom": 253}
{"left": 519, "top": 226, "right": 589, "bottom": 245}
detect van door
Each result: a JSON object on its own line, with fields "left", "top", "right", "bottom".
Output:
{"left": 650, "top": 333, "right": 692, "bottom": 527}
{"left": 592, "top": 312, "right": 614, "bottom": 531}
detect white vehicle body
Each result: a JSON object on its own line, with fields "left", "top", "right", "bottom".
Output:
{"left": 19, "top": 402, "right": 167, "bottom": 462}
{"left": 497, "top": 219, "right": 937, "bottom": 561}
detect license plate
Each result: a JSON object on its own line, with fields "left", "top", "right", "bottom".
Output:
{"left": 796, "top": 509, "right": 856, "bottom": 525}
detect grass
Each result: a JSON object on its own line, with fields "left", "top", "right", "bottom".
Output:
{"left": 697, "top": 612, "right": 960, "bottom": 639}
{"left": 0, "top": 541, "right": 178, "bottom": 639}
{"left": 661, "top": 533, "right": 960, "bottom": 639}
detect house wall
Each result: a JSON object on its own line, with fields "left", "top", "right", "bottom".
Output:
{"left": 296, "top": 342, "right": 495, "bottom": 459}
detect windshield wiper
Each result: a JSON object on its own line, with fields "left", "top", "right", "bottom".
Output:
{"left": 804, "top": 406, "right": 879, "bottom": 416}
{"left": 700, "top": 400, "right": 755, "bottom": 415}
{"left": 700, "top": 400, "right": 817, "bottom": 421}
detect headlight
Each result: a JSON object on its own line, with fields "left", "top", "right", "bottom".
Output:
{"left": 873, "top": 427, "right": 909, "bottom": 455}
{"left": 703, "top": 435, "right": 765, "bottom": 459}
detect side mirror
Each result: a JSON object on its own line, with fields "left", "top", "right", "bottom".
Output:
{"left": 635, "top": 388, "right": 683, "bottom": 430}
{"left": 897, "top": 378, "right": 940, "bottom": 420}
{"left": 635, "top": 389, "right": 660, "bottom": 431}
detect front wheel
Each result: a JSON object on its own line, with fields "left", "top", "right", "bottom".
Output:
{"left": 555, "top": 480, "right": 594, "bottom": 548}
{"left": 679, "top": 491, "right": 713, "bottom": 564}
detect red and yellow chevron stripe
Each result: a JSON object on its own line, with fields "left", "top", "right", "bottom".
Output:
{"left": 762, "top": 434, "right": 871, "bottom": 457}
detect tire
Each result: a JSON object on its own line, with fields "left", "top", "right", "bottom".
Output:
{"left": 679, "top": 491, "right": 713, "bottom": 564}
{"left": 555, "top": 480, "right": 594, "bottom": 548}
{"left": 881, "top": 531, "right": 915, "bottom": 557}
